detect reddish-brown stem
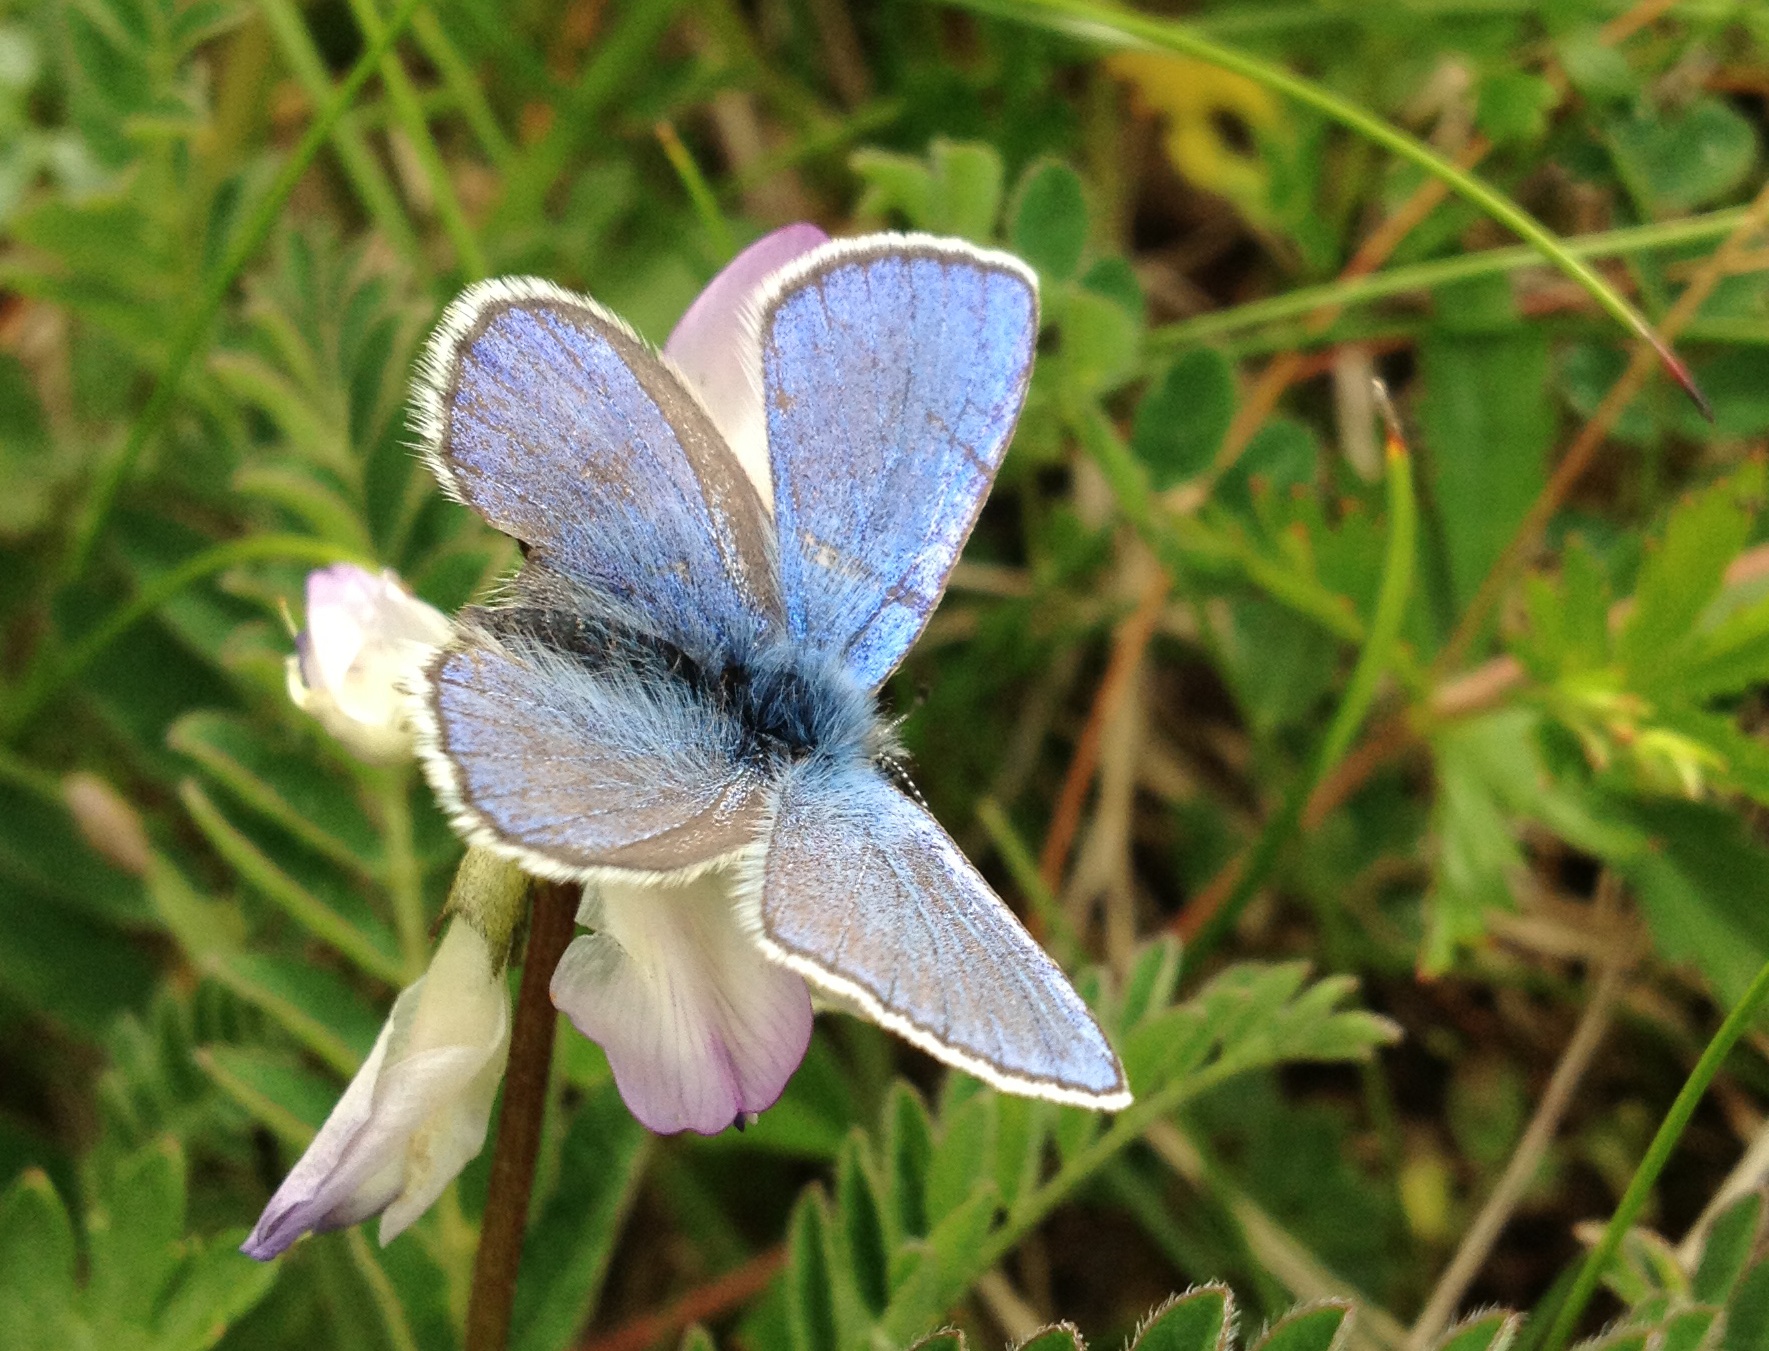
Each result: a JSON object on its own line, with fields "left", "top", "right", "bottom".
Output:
{"left": 1037, "top": 570, "right": 1169, "bottom": 898}
{"left": 1440, "top": 182, "right": 1769, "bottom": 672}
{"left": 578, "top": 1246, "right": 788, "bottom": 1351}
{"left": 465, "top": 879, "right": 579, "bottom": 1351}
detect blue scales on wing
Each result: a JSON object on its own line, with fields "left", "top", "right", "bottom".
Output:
{"left": 412, "top": 280, "right": 783, "bottom": 876}
{"left": 422, "top": 626, "right": 770, "bottom": 876}
{"left": 759, "top": 239, "right": 1038, "bottom": 691}
{"left": 756, "top": 764, "right": 1130, "bottom": 1108}
{"left": 417, "top": 278, "right": 780, "bottom": 660}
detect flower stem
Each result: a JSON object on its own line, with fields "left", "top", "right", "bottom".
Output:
{"left": 464, "top": 879, "right": 577, "bottom": 1351}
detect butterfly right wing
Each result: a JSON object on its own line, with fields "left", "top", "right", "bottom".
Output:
{"left": 752, "top": 764, "right": 1129, "bottom": 1108}
{"left": 757, "top": 236, "right": 1037, "bottom": 690}
{"left": 414, "top": 620, "right": 767, "bottom": 880}
{"left": 414, "top": 277, "right": 780, "bottom": 659}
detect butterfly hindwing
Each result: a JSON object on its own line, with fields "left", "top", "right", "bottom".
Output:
{"left": 415, "top": 277, "right": 779, "bottom": 661}
{"left": 753, "top": 763, "right": 1129, "bottom": 1108}
{"left": 416, "top": 618, "right": 768, "bottom": 879}
{"left": 758, "top": 236, "right": 1038, "bottom": 690}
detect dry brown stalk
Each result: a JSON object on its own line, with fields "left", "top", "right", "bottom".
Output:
{"left": 577, "top": 1246, "right": 787, "bottom": 1351}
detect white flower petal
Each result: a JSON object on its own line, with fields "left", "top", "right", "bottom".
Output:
{"left": 242, "top": 922, "right": 509, "bottom": 1259}
{"left": 551, "top": 874, "right": 812, "bottom": 1136}
{"left": 287, "top": 564, "right": 453, "bottom": 763}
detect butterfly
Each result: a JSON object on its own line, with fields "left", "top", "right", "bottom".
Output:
{"left": 408, "top": 232, "right": 1130, "bottom": 1111}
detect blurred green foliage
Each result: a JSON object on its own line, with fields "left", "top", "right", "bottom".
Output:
{"left": 3, "top": 0, "right": 1769, "bottom": 1348}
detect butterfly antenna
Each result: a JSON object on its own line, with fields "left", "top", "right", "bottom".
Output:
{"left": 880, "top": 751, "right": 930, "bottom": 809}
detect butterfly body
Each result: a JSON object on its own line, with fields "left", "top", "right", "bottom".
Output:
{"left": 412, "top": 236, "right": 1132, "bottom": 1111}
{"left": 463, "top": 571, "right": 887, "bottom": 794}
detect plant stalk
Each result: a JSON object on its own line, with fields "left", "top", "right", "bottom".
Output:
{"left": 1540, "top": 952, "right": 1769, "bottom": 1350}
{"left": 464, "top": 879, "right": 577, "bottom": 1351}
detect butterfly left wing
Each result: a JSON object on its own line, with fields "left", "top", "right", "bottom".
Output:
{"left": 414, "top": 278, "right": 780, "bottom": 661}
{"left": 750, "top": 764, "right": 1129, "bottom": 1108}
{"left": 415, "top": 622, "right": 768, "bottom": 879}
{"left": 757, "top": 236, "right": 1037, "bottom": 690}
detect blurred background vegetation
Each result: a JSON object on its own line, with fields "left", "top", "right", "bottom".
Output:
{"left": 4, "top": 0, "right": 1769, "bottom": 1348}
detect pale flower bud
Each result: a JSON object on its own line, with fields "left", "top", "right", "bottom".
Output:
{"left": 285, "top": 564, "right": 453, "bottom": 763}
{"left": 62, "top": 772, "right": 152, "bottom": 876}
{"left": 241, "top": 919, "right": 511, "bottom": 1259}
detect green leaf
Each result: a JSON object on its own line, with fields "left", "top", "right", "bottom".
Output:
{"left": 1661, "top": 586, "right": 1769, "bottom": 702}
{"left": 906, "top": 1332, "right": 968, "bottom": 1351}
{"left": 1694, "top": 1195, "right": 1762, "bottom": 1305}
{"left": 1010, "top": 159, "right": 1089, "bottom": 282}
{"left": 86, "top": 1140, "right": 186, "bottom": 1326}
{"left": 179, "top": 779, "right": 403, "bottom": 983}
{"left": 1080, "top": 256, "right": 1145, "bottom": 321}
{"left": 232, "top": 464, "right": 372, "bottom": 552}
{"left": 0, "top": 779, "right": 149, "bottom": 925}
{"left": 1416, "top": 329, "right": 1551, "bottom": 609}
{"left": 880, "top": 1181, "right": 999, "bottom": 1345}
{"left": 1433, "top": 1310, "right": 1519, "bottom": 1351}
{"left": 851, "top": 149, "right": 935, "bottom": 229}
{"left": 151, "top": 1237, "right": 279, "bottom": 1351}
{"left": 1606, "top": 98, "right": 1758, "bottom": 216}
{"left": 1052, "top": 286, "right": 1141, "bottom": 398}
{"left": 786, "top": 1190, "right": 840, "bottom": 1351}
{"left": 1134, "top": 349, "right": 1235, "bottom": 491}
{"left": 511, "top": 1080, "right": 651, "bottom": 1351}
{"left": 206, "top": 952, "right": 382, "bottom": 1074}
{"left": 881, "top": 1084, "right": 934, "bottom": 1245}
{"left": 835, "top": 1133, "right": 890, "bottom": 1315}
{"left": 1725, "top": 1261, "right": 1769, "bottom": 1351}
{"left": 1515, "top": 536, "right": 1611, "bottom": 680}
{"left": 1658, "top": 1308, "right": 1722, "bottom": 1351}
{"left": 1131, "top": 1287, "right": 1233, "bottom": 1351}
{"left": 992, "top": 1094, "right": 1051, "bottom": 1218}
{"left": 1425, "top": 708, "right": 1643, "bottom": 971}
{"left": 1618, "top": 799, "right": 1769, "bottom": 1008}
{"left": 1557, "top": 34, "right": 1636, "bottom": 105}
{"left": 1117, "top": 937, "right": 1183, "bottom": 1034}
{"left": 1251, "top": 1303, "right": 1351, "bottom": 1351}
{"left": 0, "top": 866, "right": 156, "bottom": 1036}
{"left": 925, "top": 1088, "right": 996, "bottom": 1228}
{"left": 0, "top": 1169, "right": 76, "bottom": 1342}
{"left": 929, "top": 139, "right": 1005, "bottom": 241}
{"left": 1018, "top": 1325, "right": 1084, "bottom": 1351}
{"left": 1620, "top": 463, "right": 1765, "bottom": 679}
{"left": 679, "top": 1328, "right": 718, "bottom": 1351}
{"left": 1219, "top": 418, "right": 1318, "bottom": 515}
{"left": 169, "top": 712, "right": 381, "bottom": 877}
{"left": 195, "top": 1044, "right": 333, "bottom": 1147}
{"left": 1476, "top": 71, "right": 1556, "bottom": 144}
{"left": 1121, "top": 1002, "right": 1209, "bottom": 1092}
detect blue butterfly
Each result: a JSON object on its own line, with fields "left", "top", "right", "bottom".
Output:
{"left": 409, "top": 233, "right": 1130, "bottom": 1111}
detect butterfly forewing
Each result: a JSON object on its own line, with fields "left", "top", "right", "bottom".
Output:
{"left": 415, "top": 278, "right": 780, "bottom": 660}
{"left": 759, "top": 237, "right": 1038, "bottom": 691}
{"left": 754, "top": 765, "right": 1130, "bottom": 1109}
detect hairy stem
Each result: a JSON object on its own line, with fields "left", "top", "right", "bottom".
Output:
{"left": 465, "top": 879, "right": 577, "bottom": 1351}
